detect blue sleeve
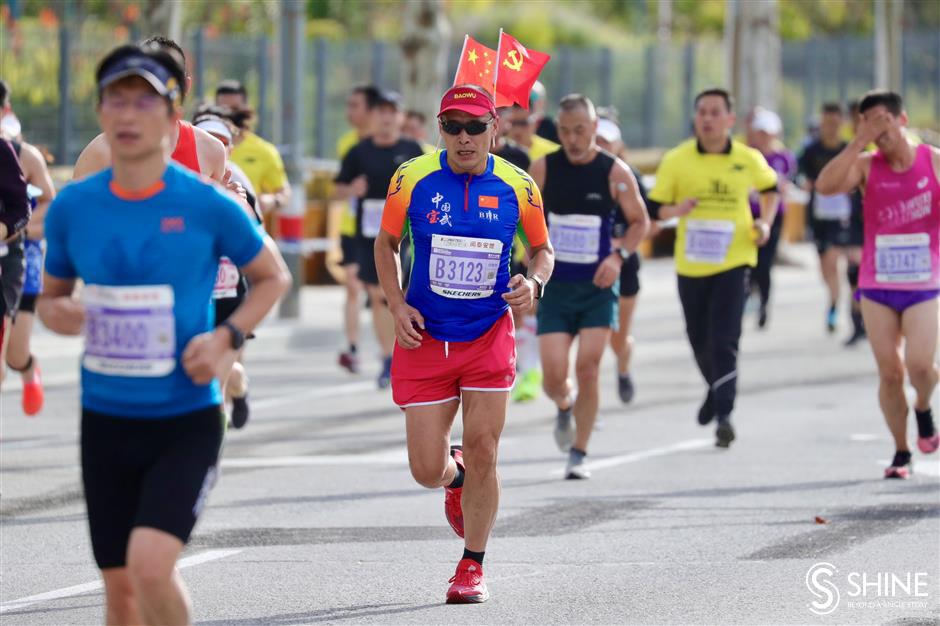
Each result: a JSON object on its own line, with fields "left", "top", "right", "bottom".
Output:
{"left": 207, "top": 186, "right": 266, "bottom": 267}
{"left": 43, "top": 189, "right": 77, "bottom": 279}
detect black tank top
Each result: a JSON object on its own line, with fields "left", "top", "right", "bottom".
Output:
{"left": 542, "top": 149, "right": 618, "bottom": 281}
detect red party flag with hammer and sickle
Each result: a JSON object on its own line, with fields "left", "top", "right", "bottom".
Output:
{"left": 494, "top": 30, "right": 551, "bottom": 109}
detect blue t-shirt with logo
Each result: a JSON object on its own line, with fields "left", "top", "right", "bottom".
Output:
{"left": 44, "top": 162, "right": 265, "bottom": 418}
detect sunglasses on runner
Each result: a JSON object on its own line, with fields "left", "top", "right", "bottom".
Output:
{"left": 439, "top": 118, "right": 492, "bottom": 136}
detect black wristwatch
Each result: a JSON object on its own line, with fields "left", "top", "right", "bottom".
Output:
{"left": 219, "top": 320, "right": 245, "bottom": 350}
{"left": 614, "top": 247, "right": 631, "bottom": 262}
{"left": 528, "top": 275, "right": 545, "bottom": 299}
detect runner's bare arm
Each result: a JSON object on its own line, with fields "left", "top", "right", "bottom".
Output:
{"left": 259, "top": 183, "right": 291, "bottom": 215}
{"left": 71, "top": 134, "right": 112, "bottom": 180}
{"left": 375, "top": 229, "right": 423, "bottom": 349}
{"left": 19, "top": 142, "right": 56, "bottom": 239}
{"left": 610, "top": 160, "right": 650, "bottom": 254}
{"left": 37, "top": 275, "right": 84, "bottom": 335}
{"left": 194, "top": 127, "right": 227, "bottom": 182}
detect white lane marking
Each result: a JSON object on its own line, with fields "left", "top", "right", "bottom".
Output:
{"left": 850, "top": 433, "right": 883, "bottom": 442}
{"left": 252, "top": 380, "right": 379, "bottom": 412}
{"left": 0, "top": 549, "right": 242, "bottom": 615}
{"left": 551, "top": 438, "right": 713, "bottom": 476}
{"left": 875, "top": 459, "right": 940, "bottom": 478}
{"left": 224, "top": 449, "right": 408, "bottom": 468}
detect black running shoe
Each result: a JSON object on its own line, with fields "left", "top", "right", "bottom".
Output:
{"left": 715, "top": 415, "right": 735, "bottom": 448}
{"left": 757, "top": 305, "right": 768, "bottom": 329}
{"left": 231, "top": 394, "right": 250, "bottom": 429}
{"left": 697, "top": 391, "right": 715, "bottom": 425}
{"left": 617, "top": 374, "right": 635, "bottom": 404}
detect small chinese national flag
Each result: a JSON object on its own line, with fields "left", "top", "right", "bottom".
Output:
{"left": 494, "top": 31, "right": 551, "bottom": 109}
{"left": 453, "top": 35, "right": 498, "bottom": 96}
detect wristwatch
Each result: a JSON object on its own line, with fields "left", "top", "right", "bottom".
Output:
{"left": 219, "top": 320, "right": 245, "bottom": 350}
{"left": 528, "top": 275, "right": 545, "bottom": 299}
{"left": 614, "top": 247, "right": 631, "bottom": 261}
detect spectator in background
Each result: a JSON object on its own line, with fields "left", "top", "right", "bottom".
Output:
{"left": 531, "top": 81, "right": 559, "bottom": 143}
{"left": 507, "top": 104, "right": 559, "bottom": 162}
{"left": 215, "top": 79, "right": 290, "bottom": 215}
{"left": 401, "top": 110, "right": 436, "bottom": 154}
{"left": 746, "top": 107, "right": 796, "bottom": 330}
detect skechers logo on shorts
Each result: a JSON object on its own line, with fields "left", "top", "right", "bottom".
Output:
{"left": 161, "top": 217, "right": 185, "bottom": 233}
{"left": 442, "top": 288, "right": 478, "bottom": 297}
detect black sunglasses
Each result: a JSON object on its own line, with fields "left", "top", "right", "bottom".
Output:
{"left": 439, "top": 118, "right": 492, "bottom": 136}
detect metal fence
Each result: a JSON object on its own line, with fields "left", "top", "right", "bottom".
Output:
{"left": 3, "top": 20, "right": 938, "bottom": 165}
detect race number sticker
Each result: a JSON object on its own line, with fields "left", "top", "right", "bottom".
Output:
{"left": 213, "top": 257, "right": 240, "bottom": 299}
{"left": 814, "top": 192, "right": 852, "bottom": 220}
{"left": 548, "top": 213, "right": 602, "bottom": 264}
{"left": 685, "top": 219, "right": 735, "bottom": 264}
{"left": 361, "top": 199, "right": 385, "bottom": 238}
{"left": 429, "top": 234, "right": 503, "bottom": 299}
{"left": 875, "top": 233, "right": 932, "bottom": 284}
{"left": 83, "top": 285, "right": 176, "bottom": 377}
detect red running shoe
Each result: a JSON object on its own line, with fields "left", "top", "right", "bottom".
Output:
{"left": 22, "top": 364, "right": 44, "bottom": 417}
{"left": 446, "top": 558, "right": 489, "bottom": 604}
{"left": 917, "top": 433, "right": 939, "bottom": 454}
{"left": 337, "top": 351, "right": 360, "bottom": 374}
{"left": 444, "top": 445, "right": 464, "bottom": 538}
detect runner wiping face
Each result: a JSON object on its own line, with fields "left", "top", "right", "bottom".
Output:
{"left": 862, "top": 105, "right": 908, "bottom": 154}
{"left": 439, "top": 110, "right": 496, "bottom": 174}
{"left": 98, "top": 76, "right": 178, "bottom": 163}
{"left": 557, "top": 105, "right": 597, "bottom": 163}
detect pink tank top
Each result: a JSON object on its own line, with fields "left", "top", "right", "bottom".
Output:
{"left": 860, "top": 143, "right": 940, "bottom": 291}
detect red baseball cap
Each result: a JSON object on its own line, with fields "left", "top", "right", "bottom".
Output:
{"left": 438, "top": 85, "right": 497, "bottom": 118}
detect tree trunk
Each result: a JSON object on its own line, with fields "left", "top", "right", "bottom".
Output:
{"left": 874, "top": 0, "right": 903, "bottom": 92}
{"left": 726, "top": 0, "right": 781, "bottom": 115}
{"left": 400, "top": 0, "right": 451, "bottom": 143}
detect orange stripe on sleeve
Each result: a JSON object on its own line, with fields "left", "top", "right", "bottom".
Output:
{"left": 517, "top": 179, "right": 548, "bottom": 248}
{"left": 380, "top": 164, "right": 411, "bottom": 238}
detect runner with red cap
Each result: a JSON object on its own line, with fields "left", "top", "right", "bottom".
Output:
{"left": 375, "top": 84, "right": 554, "bottom": 603}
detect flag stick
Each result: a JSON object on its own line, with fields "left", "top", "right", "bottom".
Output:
{"left": 453, "top": 34, "right": 469, "bottom": 86}
{"left": 492, "top": 28, "right": 503, "bottom": 101}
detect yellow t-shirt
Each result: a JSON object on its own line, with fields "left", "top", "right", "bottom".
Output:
{"left": 231, "top": 132, "right": 288, "bottom": 196}
{"left": 649, "top": 139, "right": 778, "bottom": 278}
{"left": 336, "top": 130, "right": 361, "bottom": 237}
{"left": 527, "top": 135, "right": 560, "bottom": 162}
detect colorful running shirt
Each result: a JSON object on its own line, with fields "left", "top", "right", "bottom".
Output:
{"left": 860, "top": 143, "right": 940, "bottom": 291}
{"left": 231, "top": 131, "right": 288, "bottom": 196}
{"left": 649, "top": 138, "right": 778, "bottom": 278}
{"left": 380, "top": 151, "right": 548, "bottom": 342}
{"left": 542, "top": 149, "right": 619, "bottom": 281}
{"left": 44, "top": 162, "right": 266, "bottom": 418}
{"left": 749, "top": 149, "right": 796, "bottom": 217}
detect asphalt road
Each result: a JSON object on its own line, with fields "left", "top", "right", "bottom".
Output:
{"left": 1, "top": 244, "right": 938, "bottom": 625}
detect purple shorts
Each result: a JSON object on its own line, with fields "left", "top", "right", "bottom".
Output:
{"left": 857, "top": 288, "right": 940, "bottom": 313}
